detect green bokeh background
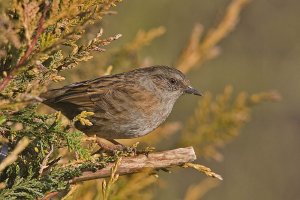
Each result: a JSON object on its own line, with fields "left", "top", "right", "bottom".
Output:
{"left": 86, "top": 0, "right": 300, "bottom": 199}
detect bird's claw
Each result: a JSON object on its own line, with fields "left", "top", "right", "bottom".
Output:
{"left": 95, "top": 139, "right": 155, "bottom": 157}
{"left": 135, "top": 146, "right": 155, "bottom": 157}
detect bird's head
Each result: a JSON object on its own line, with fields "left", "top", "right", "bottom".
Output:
{"left": 140, "top": 66, "right": 202, "bottom": 99}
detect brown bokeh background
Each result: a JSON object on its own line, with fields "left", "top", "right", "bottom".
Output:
{"left": 66, "top": 0, "right": 300, "bottom": 199}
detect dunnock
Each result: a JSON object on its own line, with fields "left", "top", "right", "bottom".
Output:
{"left": 41, "top": 66, "right": 201, "bottom": 140}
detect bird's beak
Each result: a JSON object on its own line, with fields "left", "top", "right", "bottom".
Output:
{"left": 185, "top": 86, "right": 202, "bottom": 96}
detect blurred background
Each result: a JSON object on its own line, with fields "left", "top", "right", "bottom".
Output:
{"left": 65, "top": 0, "right": 300, "bottom": 199}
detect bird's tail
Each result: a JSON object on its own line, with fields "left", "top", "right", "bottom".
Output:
{"left": 40, "top": 88, "right": 70, "bottom": 118}
{"left": 40, "top": 87, "right": 66, "bottom": 104}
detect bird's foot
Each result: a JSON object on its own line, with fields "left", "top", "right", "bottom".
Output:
{"left": 94, "top": 139, "right": 135, "bottom": 156}
{"left": 94, "top": 138, "right": 155, "bottom": 157}
{"left": 96, "top": 139, "right": 124, "bottom": 152}
{"left": 135, "top": 146, "right": 156, "bottom": 157}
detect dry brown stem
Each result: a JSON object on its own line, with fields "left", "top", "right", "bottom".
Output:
{"left": 184, "top": 178, "right": 220, "bottom": 200}
{"left": 177, "top": 0, "right": 249, "bottom": 73}
{"left": 70, "top": 146, "right": 197, "bottom": 184}
{"left": 183, "top": 163, "right": 223, "bottom": 180}
{"left": 0, "top": 1, "right": 51, "bottom": 92}
{"left": 125, "top": 26, "right": 166, "bottom": 52}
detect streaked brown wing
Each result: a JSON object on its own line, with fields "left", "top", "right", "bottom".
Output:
{"left": 43, "top": 73, "right": 140, "bottom": 121}
{"left": 54, "top": 79, "right": 111, "bottom": 107}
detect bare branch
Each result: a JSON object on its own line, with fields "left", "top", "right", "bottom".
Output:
{"left": 70, "top": 146, "right": 197, "bottom": 184}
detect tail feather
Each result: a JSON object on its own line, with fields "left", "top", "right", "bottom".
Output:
{"left": 40, "top": 88, "right": 67, "bottom": 102}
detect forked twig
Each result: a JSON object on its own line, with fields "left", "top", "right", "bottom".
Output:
{"left": 39, "top": 144, "right": 54, "bottom": 177}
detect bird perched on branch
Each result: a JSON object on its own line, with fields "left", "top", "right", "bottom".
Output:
{"left": 41, "top": 66, "right": 201, "bottom": 144}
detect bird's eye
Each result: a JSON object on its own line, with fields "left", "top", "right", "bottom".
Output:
{"left": 169, "top": 78, "right": 177, "bottom": 85}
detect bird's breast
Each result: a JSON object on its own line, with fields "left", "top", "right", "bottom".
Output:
{"left": 125, "top": 93, "right": 175, "bottom": 138}
{"left": 81, "top": 87, "right": 177, "bottom": 139}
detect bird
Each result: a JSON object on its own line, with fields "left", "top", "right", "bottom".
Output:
{"left": 41, "top": 65, "right": 201, "bottom": 144}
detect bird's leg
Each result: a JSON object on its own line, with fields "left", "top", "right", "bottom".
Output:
{"left": 96, "top": 138, "right": 124, "bottom": 152}
{"left": 135, "top": 146, "right": 156, "bottom": 157}
{"left": 108, "top": 139, "right": 138, "bottom": 154}
{"left": 107, "top": 139, "right": 155, "bottom": 156}
{"left": 94, "top": 138, "right": 139, "bottom": 155}
{"left": 107, "top": 139, "right": 123, "bottom": 146}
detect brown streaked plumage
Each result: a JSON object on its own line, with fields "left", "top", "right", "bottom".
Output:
{"left": 41, "top": 66, "right": 201, "bottom": 139}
